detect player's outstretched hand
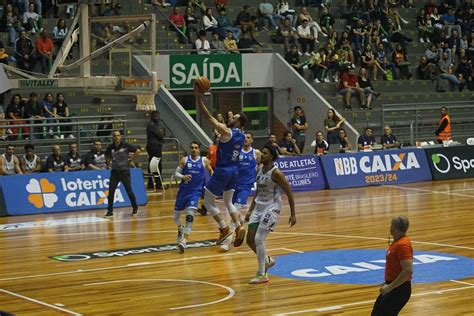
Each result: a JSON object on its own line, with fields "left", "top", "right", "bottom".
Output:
{"left": 288, "top": 215, "right": 296, "bottom": 227}
{"left": 194, "top": 82, "right": 203, "bottom": 97}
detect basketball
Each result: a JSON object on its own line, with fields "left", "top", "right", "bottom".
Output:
{"left": 194, "top": 76, "right": 210, "bottom": 93}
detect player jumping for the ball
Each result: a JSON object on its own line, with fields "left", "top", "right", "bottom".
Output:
{"left": 245, "top": 145, "right": 297, "bottom": 284}
{"left": 194, "top": 82, "right": 247, "bottom": 245}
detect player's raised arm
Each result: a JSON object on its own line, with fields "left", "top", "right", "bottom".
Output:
{"left": 194, "top": 85, "right": 231, "bottom": 139}
{"left": 272, "top": 169, "right": 296, "bottom": 227}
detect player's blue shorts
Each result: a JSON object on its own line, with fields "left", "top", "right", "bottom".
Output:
{"left": 205, "top": 165, "right": 238, "bottom": 197}
{"left": 233, "top": 187, "right": 253, "bottom": 205}
{"left": 174, "top": 189, "right": 201, "bottom": 211}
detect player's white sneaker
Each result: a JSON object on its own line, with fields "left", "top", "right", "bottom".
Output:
{"left": 249, "top": 273, "right": 269, "bottom": 284}
{"left": 220, "top": 234, "right": 234, "bottom": 252}
{"left": 178, "top": 239, "right": 187, "bottom": 253}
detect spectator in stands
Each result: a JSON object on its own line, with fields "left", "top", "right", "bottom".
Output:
{"left": 65, "top": 143, "right": 84, "bottom": 171}
{"left": 417, "top": 8, "right": 433, "bottom": 43}
{"left": 297, "top": 19, "right": 315, "bottom": 56}
{"left": 443, "top": 8, "right": 462, "bottom": 38}
{"left": 23, "top": 92, "right": 43, "bottom": 139}
{"left": 276, "top": 0, "right": 296, "bottom": 26}
{"left": 284, "top": 44, "right": 303, "bottom": 75}
{"left": 324, "top": 108, "right": 345, "bottom": 145}
{"left": 392, "top": 44, "right": 413, "bottom": 79}
{"left": 358, "top": 127, "right": 376, "bottom": 151}
{"left": 435, "top": 106, "right": 451, "bottom": 143}
{"left": 311, "top": 130, "right": 329, "bottom": 156}
{"left": 276, "top": 17, "right": 297, "bottom": 52}
{"left": 291, "top": 106, "right": 308, "bottom": 152}
{"left": 6, "top": 94, "right": 29, "bottom": 140}
{"left": 385, "top": 17, "right": 413, "bottom": 52}
{"left": 84, "top": 140, "right": 107, "bottom": 170}
{"left": 217, "top": 8, "right": 241, "bottom": 40}
{"left": 41, "top": 92, "right": 55, "bottom": 137}
{"left": 298, "top": 7, "right": 325, "bottom": 42}
{"left": 52, "top": 19, "right": 68, "bottom": 53}
{"left": 0, "top": 40, "right": 10, "bottom": 64}
{"left": 381, "top": 125, "right": 400, "bottom": 149}
{"left": 361, "top": 43, "right": 386, "bottom": 81}
{"left": 15, "top": 30, "right": 36, "bottom": 72}
{"left": 238, "top": 30, "right": 255, "bottom": 53}
{"left": 339, "top": 66, "right": 366, "bottom": 110}
{"left": 169, "top": 7, "right": 186, "bottom": 43}
{"left": 358, "top": 67, "right": 380, "bottom": 110}
{"left": 351, "top": 19, "right": 369, "bottom": 54}
{"left": 235, "top": 5, "right": 260, "bottom": 46}
{"left": 195, "top": 30, "right": 210, "bottom": 54}
{"left": 35, "top": 30, "right": 53, "bottom": 74}
{"left": 417, "top": 56, "right": 438, "bottom": 80}
{"left": 258, "top": 0, "right": 284, "bottom": 31}
{"left": 456, "top": 56, "right": 473, "bottom": 91}
{"left": 0, "top": 144, "right": 22, "bottom": 175}
{"left": 184, "top": 6, "right": 199, "bottom": 42}
{"left": 2, "top": 3, "right": 21, "bottom": 46}
{"left": 375, "top": 42, "right": 397, "bottom": 80}
{"left": 187, "top": 0, "right": 205, "bottom": 19}
{"left": 210, "top": 31, "right": 225, "bottom": 52}
{"left": 202, "top": 8, "right": 219, "bottom": 34}
{"left": 214, "top": 0, "right": 227, "bottom": 11}
{"left": 278, "top": 131, "right": 301, "bottom": 155}
{"left": 146, "top": 111, "right": 165, "bottom": 189}
{"left": 151, "top": 0, "right": 171, "bottom": 7}
{"left": 22, "top": 2, "right": 41, "bottom": 34}
{"left": 266, "top": 134, "right": 283, "bottom": 154}
{"left": 447, "top": 29, "right": 461, "bottom": 58}
{"left": 53, "top": 93, "right": 73, "bottom": 139}
{"left": 46, "top": 144, "right": 68, "bottom": 172}
{"left": 309, "top": 47, "right": 330, "bottom": 83}
{"left": 338, "top": 31, "right": 355, "bottom": 64}
{"left": 225, "top": 110, "right": 233, "bottom": 124}
{"left": 224, "top": 31, "right": 239, "bottom": 54}
{"left": 20, "top": 144, "right": 41, "bottom": 173}
{"left": 319, "top": 7, "right": 335, "bottom": 35}
{"left": 438, "top": 51, "right": 463, "bottom": 90}
{"left": 425, "top": 43, "right": 440, "bottom": 64}
{"left": 336, "top": 128, "right": 352, "bottom": 153}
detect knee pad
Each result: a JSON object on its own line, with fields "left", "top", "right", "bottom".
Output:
{"left": 185, "top": 209, "right": 194, "bottom": 223}
{"left": 204, "top": 190, "right": 220, "bottom": 216}
{"left": 223, "top": 190, "right": 238, "bottom": 214}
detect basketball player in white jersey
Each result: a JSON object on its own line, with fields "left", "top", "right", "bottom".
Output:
{"left": 20, "top": 144, "right": 42, "bottom": 173}
{"left": 245, "top": 145, "right": 296, "bottom": 284}
{"left": 0, "top": 144, "right": 23, "bottom": 175}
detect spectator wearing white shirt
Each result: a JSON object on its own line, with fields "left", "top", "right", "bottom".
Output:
{"left": 195, "top": 30, "right": 211, "bottom": 54}
{"left": 202, "top": 8, "right": 219, "bottom": 34}
{"left": 297, "top": 19, "right": 314, "bottom": 56}
{"left": 52, "top": 19, "right": 68, "bottom": 52}
{"left": 23, "top": 3, "right": 42, "bottom": 34}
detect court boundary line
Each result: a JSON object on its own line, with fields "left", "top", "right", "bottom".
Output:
{"left": 384, "top": 184, "right": 474, "bottom": 198}
{"left": 83, "top": 278, "right": 235, "bottom": 310}
{"left": 273, "top": 285, "right": 474, "bottom": 315}
{"left": 450, "top": 279, "right": 474, "bottom": 286}
{"left": 0, "top": 288, "right": 82, "bottom": 315}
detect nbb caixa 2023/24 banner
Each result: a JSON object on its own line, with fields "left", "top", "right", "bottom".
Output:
{"left": 274, "top": 155, "right": 326, "bottom": 192}
{"left": 320, "top": 149, "right": 432, "bottom": 189}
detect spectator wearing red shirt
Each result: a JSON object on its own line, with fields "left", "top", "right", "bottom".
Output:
{"left": 214, "top": 0, "right": 227, "bottom": 11}
{"left": 338, "top": 66, "right": 366, "bottom": 110}
{"left": 372, "top": 216, "right": 413, "bottom": 316}
{"left": 169, "top": 7, "right": 186, "bottom": 43}
{"left": 35, "top": 30, "right": 53, "bottom": 74}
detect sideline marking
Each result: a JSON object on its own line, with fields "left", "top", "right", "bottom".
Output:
{"left": 83, "top": 278, "right": 235, "bottom": 310}
{"left": 0, "top": 288, "right": 82, "bottom": 315}
{"left": 450, "top": 279, "right": 474, "bottom": 286}
{"left": 0, "top": 217, "right": 108, "bottom": 231}
{"left": 384, "top": 185, "right": 474, "bottom": 198}
{"left": 273, "top": 285, "right": 474, "bottom": 315}
{"left": 280, "top": 248, "right": 304, "bottom": 253}
{"left": 0, "top": 248, "right": 284, "bottom": 282}
{"left": 273, "top": 231, "right": 474, "bottom": 251}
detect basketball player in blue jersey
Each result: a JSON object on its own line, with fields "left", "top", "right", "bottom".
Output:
{"left": 174, "top": 141, "right": 213, "bottom": 253}
{"left": 221, "top": 132, "right": 261, "bottom": 251}
{"left": 194, "top": 86, "right": 247, "bottom": 245}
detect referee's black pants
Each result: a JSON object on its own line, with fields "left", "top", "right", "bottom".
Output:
{"left": 107, "top": 169, "right": 138, "bottom": 212}
{"left": 371, "top": 281, "right": 411, "bottom": 316}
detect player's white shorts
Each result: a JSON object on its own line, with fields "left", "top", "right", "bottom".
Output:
{"left": 249, "top": 202, "right": 281, "bottom": 231}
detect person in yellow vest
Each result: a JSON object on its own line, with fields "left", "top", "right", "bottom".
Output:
{"left": 434, "top": 106, "right": 452, "bottom": 144}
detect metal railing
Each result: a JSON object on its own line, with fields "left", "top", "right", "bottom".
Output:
{"left": 382, "top": 101, "right": 474, "bottom": 144}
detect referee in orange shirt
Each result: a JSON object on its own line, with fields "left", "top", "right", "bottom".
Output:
{"left": 372, "top": 216, "right": 413, "bottom": 316}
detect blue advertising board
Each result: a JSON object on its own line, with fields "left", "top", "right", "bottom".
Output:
{"left": 320, "top": 149, "right": 432, "bottom": 189}
{"left": 0, "top": 169, "right": 147, "bottom": 216}
{"left": 274, "top": 155, "right": 326, "bottom": 192}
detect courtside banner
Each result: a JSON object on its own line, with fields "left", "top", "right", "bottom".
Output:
{"left": 320, "top": 149, "right": 432, "bottom": 189}
{"left": 425, "top": 145, "right": 474, "bottom": 180}
{"left": 0, "top": 169, "right": 147, "bottom": 216}
{"left": 274, "top": 155, "right": 326, "bottom": 192}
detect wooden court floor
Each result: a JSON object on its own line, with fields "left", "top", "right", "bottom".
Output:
{"left": 0, "top": 179, "right": 473, "bottom": 315}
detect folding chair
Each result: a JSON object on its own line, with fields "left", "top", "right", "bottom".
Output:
{"left": 143, "top": 157, "right": 164, "bottom": 192}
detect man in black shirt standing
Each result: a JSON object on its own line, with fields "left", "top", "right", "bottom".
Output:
{"left": 146, "top": 111, "right": 165, "bottom": 189}
{"left": 291, "top": 106, "right": 308, "bottom": 153}
{"left": 104, "top": 130, "right": 141, "bottom": 218}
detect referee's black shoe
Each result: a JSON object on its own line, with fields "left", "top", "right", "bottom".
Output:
{"left": 132, "top": 209, "right": 139, "bottom": 217}
{"left": 103, "top": 210, "right": 114, "bottom": 219}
